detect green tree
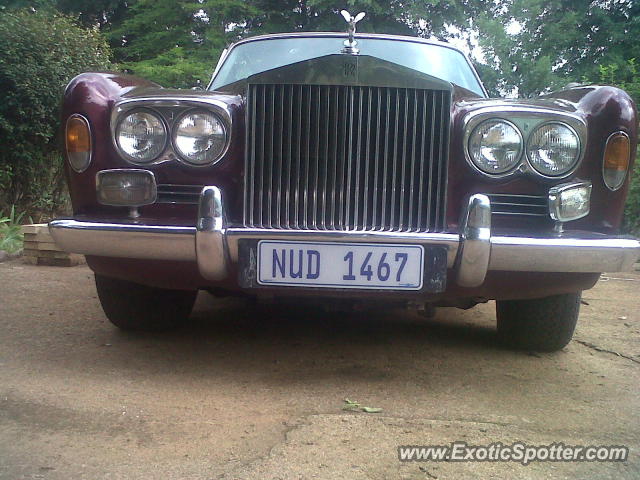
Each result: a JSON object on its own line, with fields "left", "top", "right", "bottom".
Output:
{"left": 56, "top": 0, "right": 129, "bottom": 28}
{"left": 0, "top": 8, "right": 111, "bottom": 217}
{"left": 104, "top": 0, "right": 256, "bottom": 88}
{"left": 474, "top": 0, "right": 640, "bottom": 97}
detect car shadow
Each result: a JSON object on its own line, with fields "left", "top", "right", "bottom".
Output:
{"left": 112, "top": 292, "right": 503, "bottom": 356}
{"left": 188, "top": 292, "right": 497, "bottom": 342}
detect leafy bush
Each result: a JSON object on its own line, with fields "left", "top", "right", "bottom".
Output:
{"left": 121, "top": 47, "right": 211, "bottom": 89}
{"left": 623, "top": 161, "right": 640, "bottom": 236}
{"left": 0, "top": 205, "right": 27, "bottom": 254}
{"left": 0, "top": 7, "right": 111, "bottom": 219}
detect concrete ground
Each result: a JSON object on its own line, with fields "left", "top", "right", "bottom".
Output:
{"left": 0, "top": 260, "right": 638, "bottom": 479}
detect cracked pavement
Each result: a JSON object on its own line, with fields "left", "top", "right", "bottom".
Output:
{"left": 0, "top": 260, "right": 638, "bottom": 479}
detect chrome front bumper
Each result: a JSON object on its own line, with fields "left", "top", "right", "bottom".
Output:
{"left": 49, "top": 188, "right": 640, "bottom": 287}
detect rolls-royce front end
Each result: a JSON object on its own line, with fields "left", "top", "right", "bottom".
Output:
{"left": 50, "top": 32, "right": 640, "bottom": 351}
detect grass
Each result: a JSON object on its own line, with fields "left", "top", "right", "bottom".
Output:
{"left": 0, "top": 205, "right": 27, "bottom": 254}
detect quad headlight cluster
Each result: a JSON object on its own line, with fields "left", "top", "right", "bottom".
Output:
{"left": 114, "top": 109, "right": 228, "bottom": 166}
{"left": 467, "top": 119, "right": 582, "bottom": 178}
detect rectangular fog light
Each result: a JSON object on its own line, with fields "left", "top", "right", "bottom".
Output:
{"left": 96, "top": 169, "right": 157, "bottom": 207}
{"left": 548, "top": 181, "right": 592, "bottom": 222}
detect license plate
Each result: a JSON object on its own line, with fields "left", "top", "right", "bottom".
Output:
{"left": 256, "top": 240, "right": 424, "bottom": 290}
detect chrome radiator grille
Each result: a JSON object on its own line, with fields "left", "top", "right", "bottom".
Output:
{"left": 244, "top": 84, "right": 450, "bottom": 232}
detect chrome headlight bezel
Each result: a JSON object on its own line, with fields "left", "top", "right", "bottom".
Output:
{"left": 463, "top": 107, "right": 587, "bottom": 181}
{"left": 171, "top": 109, "right": 229, "bottom": 167}
{"left": 467, "top": 119, "right": 524, "bottom": 175}
{"left": 114, "top": 108, "right": 168, "bottom": 165}
{"left": 526, "top": 121, "right": 582, "bottom": 177}
{"left": 110, "top": 97, "right": 233, "bottom": 168}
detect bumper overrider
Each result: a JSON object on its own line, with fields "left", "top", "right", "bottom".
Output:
{"left": 49, "top": 187, "right": 640, "bottom": 288}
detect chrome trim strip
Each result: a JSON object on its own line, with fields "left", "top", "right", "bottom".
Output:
{"left": 490, "top": 235, "right": 640, "bottom": 272}
{"left": 224, "top": 32, "right": 467, "bottom": 54}
{"left": 48, "top": 220, "right": 196, "bottom": 261}
{"left": 196, "top": 186, "right": 228, "bottom": 280}
{"left": 457, "top": 194, "right": 491, "bottom": 287}
{"left": 209, "top": 47, "right": 228, "bottom": 87}
{"left": 492, "top": 212, "right": 548, "bottom": 217}
{"left": 156, "top": 184, "right": 202, "bottom": 204}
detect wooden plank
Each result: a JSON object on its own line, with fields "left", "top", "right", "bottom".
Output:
{"left": 23, "top": 254, "right": 85, "bottom": 266}
{"left": 23, "top": 249, "right": 74, "bottom": 259}
{"left": 23, "top": 232, "right": 55, "bottom": 243}
{"left": 37, "top": 256, "right": 84, "bottom": 267}
{"left": 23, "top": 241, "right": 62, "bottom": 252}
{"left": 21, "top": 224, "right": 50, "bottom": 235}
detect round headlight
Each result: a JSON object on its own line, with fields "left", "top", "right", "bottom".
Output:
{"left": 468, "top": 120, "right": 523, "bottom": 174}
{"left": 116, "top": 110, "right": 167, "bottom": 163}
{"left": 527, "top": 122, "right": 580, "bottom": 176}
{"left": 173, "top": 111, "right": 227, "bottom": 166}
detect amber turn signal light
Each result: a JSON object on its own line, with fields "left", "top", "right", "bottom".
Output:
{"left": 66, "top": 114, "right": 92, "bottom": 172}
{"left": 603, "top": 132, "right": 631, "bottom": 191}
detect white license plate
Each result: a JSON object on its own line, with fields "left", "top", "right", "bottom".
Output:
{"left": 257, "top": 241, "right": 424, "bottom": 290}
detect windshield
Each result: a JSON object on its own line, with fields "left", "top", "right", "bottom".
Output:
{"left": 210, "top": 36, "right": 485, "bottom": 96}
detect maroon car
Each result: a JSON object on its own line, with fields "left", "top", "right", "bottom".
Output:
{"left": 51, "top": 30, "right": 639, "bottom": 351}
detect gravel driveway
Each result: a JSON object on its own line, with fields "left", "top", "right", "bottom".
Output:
{"left": 0, "top": 260, "right": 638, "bottom": 479}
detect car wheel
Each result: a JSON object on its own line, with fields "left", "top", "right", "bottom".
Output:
{"left": 496, "top": 292, "right": 581, "bottom": 352}
{"left": 95, "top": 274, "right": 197, "bottom": 331}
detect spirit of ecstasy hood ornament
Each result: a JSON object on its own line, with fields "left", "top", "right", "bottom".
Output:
{"left": 340, "top": 10, "right": 365, "bottom": 54}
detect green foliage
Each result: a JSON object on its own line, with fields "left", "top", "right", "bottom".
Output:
{"left": 86, "top": 0, "right": 474, "bottom": 88}
{"left": 474, "top": 0, "right": 640, "bottom": 97}
{"left": 598, "top": 59, "right": 640, "bottom": 106}
{"left": 624, "top": 165, "right": 640, "bottom": 236}
{"left": 105, "top": 0, "right": 252, "bottom": 87}
{"left": 0, "top": 205, "right": 28, "bottom": 254}
{"left": 121, "top": 47, "right": 211, "bottom": 89}
{"left": 108, "top": 0, "right": 194, "bottom": 63}
{"left": 0, "top": 7, "right": 111, "bottom": 217}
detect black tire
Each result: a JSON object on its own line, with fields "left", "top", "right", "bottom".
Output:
{"left": 95, "top": 274, "right": 197, "bottom": 331}
{"left": 496, "top": 292, "right": 581, "bottom": 352}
